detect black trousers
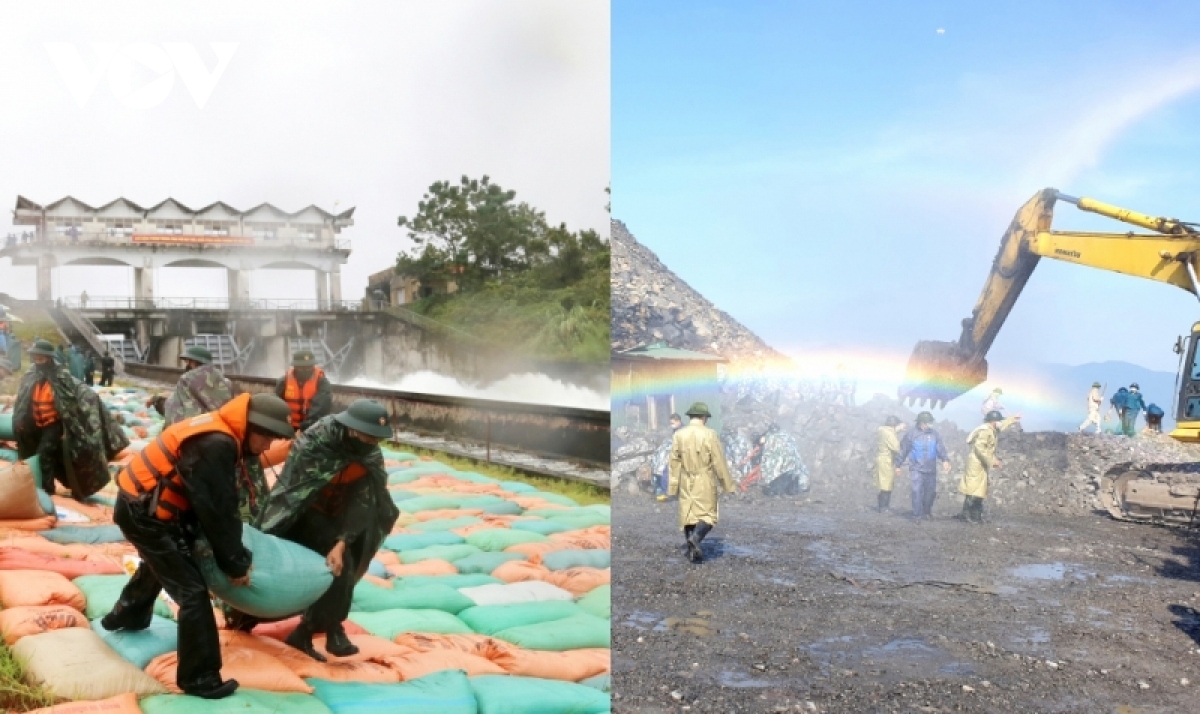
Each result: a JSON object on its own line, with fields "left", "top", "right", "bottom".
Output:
{"left": 111, "top": 498, "right": 222, "bottom": 691}
{"left": 84, "top": 371, "right": 95, "bottom": 386}
{"left": 284, "top": 508, "right": 362, "bottom": 633}
{"left": 35, "top": 422, "right": 66, "bottom": 494}
{"left": 100, "top": 370, "right": 114, "bottom": 387}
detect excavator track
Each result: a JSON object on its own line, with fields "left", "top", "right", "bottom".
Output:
{"left": 1100, "top": 465, "right": 1200, "bottom": 526}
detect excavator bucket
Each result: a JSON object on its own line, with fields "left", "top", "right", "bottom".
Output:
{"left": 897, "top": 339, "right": 988, "bottom": 409}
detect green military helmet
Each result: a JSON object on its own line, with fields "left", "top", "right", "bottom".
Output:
{"left": 28, "top": 339, "right": 56, "bottom": 356}
{"left": 335, "top": 399, "right": 393, "bottom": 439}
{"left": 1092, "top": 382, "right": 1102, "bottom": 388}
{"left": 247, "top": 393, "right": 295, "bottom": 438}
{"left": 884, "top": 415, "right": 901, "bottom": 427}
{"left": 180, "top": 346, "right": 213, "bottom": 365}
{"left": 292, "top": 350, "right": 318, "bottom": 367}
{"left": 685, "top": 402, "right": 712, "bottom": 418}
{"left": 916, "top": 411, "right": 935, "bottom": 424}
{"left": 984, "top": 410, "right": 1004, "bottom": 423}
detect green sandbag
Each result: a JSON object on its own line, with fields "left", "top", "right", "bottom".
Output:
{"left": 380, "top": 449, "right": 419, "bottom": 462}
{"left": 579, "top": 673, "right": 611, "bottom": 692}
{"left": 196, "top": 525, "right": 332, "bottom": 619}
{"left": 584, "top": 504, "right": 611, "bottom": 517}
{"left": 396, "top": 574, "right": 500, "bottom": 589}
{"left": 0, "top": 448, "right": 17, "bottom": 463}
{"left": 308, "top": 671, "right": 476, "bottom": 714}
{"left": 351, "top": 581, "right": 474, "bottom": 614}
{"left": 465, "top": 529, "right": 548, "bottom": 552}
{"left": 449, "top": 471, "right": 501, "bottom": 485}
{"left": 492, "top": 612, "right": 610, "bottom": 651}
{"left": 390, "top": 490, "right": 419, "bottom": 503}
{"left": 457, "top": 498, "right": 522, "bottom": 516}
{"left": 388, "top": 462, "right": 459, "bottom": 478}
{"left": 86, "top": 492, "right": 117, "bottom": 508}
{"left": 409, "top": 516, "right": 482, "bottom": 532}
{"left": 386, "top": 471, "right": 424, "bottom": 485}
{"left": 39, "top": 524, "right": 127, "bottom": 545}
{"left": 36, "top": 489, "right": 54, "bottom": 515}
{"left": 0, "top": 413, "right": 13, "bottom": 441}
{"left": 382, "top": 531, "right": 464, "bottom": 552}
{"left": 456, "top": 601, "right": 581, "bottom": 636}
{"left": 469, "top": 674, "right": 611, "bottom": 714}
{"left": 451, "top": 551, "right": 526, "bottom": 575}
{"left": 497, "top": 481, "right": 539, "bottom": 494}
{"left": 576, "top": 584, "right": 610, "bottom": 619}
{"left": 398, "top": 543, "right": 481, "bottom": 564}
{"left": 396, "top": 495, "right": 467, "bottom": 513}
{"left": 508, "top": 519, "right": 574, "bottom": 536}
{"left": 75, "top": 574, "right": 173, "bottom": 621}
{"left": 92, "top": 615, "right": 178, "bottom": 669}
{"left": 141, "top": 690, "right": 334, "bottom": 714}
{"left": 524, "top": 509, "right": 609, "bottom": 528}
{"left": 541, "top": 549, "right": 611, "bottom": 571}
{"left": 529, "top": 492, "right": 580, "bottom": 508}
{"left": 347, "top": 608, "right": 472, "bottom": 640}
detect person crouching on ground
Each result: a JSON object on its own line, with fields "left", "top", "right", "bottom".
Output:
{"left": 897, "top": 411, "right": 951, "bottom": 522}
{"left": 958, "top": 410, "right": 1020, "bottom": 523}
{"left": 874, "top": 415, "right": 906, "bottom": 513}
{"left": 251, "top": 399, "right": 400, "bottom": 661}
{"left": 669, "top": 402, "right": 736, "bottom": 563}
{"left": 100, "top": 393, "right": 294, "bottom": 699}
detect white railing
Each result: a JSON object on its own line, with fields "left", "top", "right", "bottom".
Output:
{"left": 61, "top": 296, "right": 366, "bottom": 312}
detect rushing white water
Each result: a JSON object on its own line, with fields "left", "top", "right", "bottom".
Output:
{"left": 343, "top": 370, "right": 610, "bottom": 411}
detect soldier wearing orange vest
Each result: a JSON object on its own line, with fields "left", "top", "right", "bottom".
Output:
{"left": 12, "top": 339, "right": 128, "bottom": 497}
{"left": 249, "top": 400, "right": 399, "bottom": 661}
{"left": 99, "top": 393, "right": 294, "bottom": 700}
{"left": 274, "top": 350, "right": 332, "bottom": 435}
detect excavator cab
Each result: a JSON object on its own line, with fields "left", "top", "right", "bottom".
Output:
{"left": 1170, "top": 322, "right": 1200, "bottom": 444}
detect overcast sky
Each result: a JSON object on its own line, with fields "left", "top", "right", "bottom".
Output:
{"left": 614, "top": 0, "right": 1200, "bottom": 378}
{"left": 0, "top": 0, "right": 609, "bottom": 303}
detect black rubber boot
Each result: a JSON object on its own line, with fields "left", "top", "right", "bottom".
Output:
{"left": 285, "top": 620, "right": 328, "bottom": 663}
{"left": 955, "top": 497, "right": 972, "bottom": 521}
{"left": 325, "top": 627, "right": 360, "bottom": 657}
{"left": 681, "top": 525, "right": 695, "bottom": 553}
{"left": 877, "top": 491, "right": 888, "bottom": 513}
{"left": 182, "top": 676, "right": 239, "bottom": 700}
{"left": 882, "top": 491, "right": 891, "bottom": 510}
{"left": 688, "top": 522, "right": 712, "bottom": 563}
{"left": 971, "top": 498, "right": 985, "bottom": 524}
{"left": 100, "top": 601, "right": 153, "bottom": 633}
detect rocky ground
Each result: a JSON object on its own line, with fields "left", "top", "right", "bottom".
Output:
{"left": 612, "top": 389, "right": 1200, "bottom": 713}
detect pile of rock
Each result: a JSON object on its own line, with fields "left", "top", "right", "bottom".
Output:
{"left": 610, "top": 220, "right": 784, "bottom": 359}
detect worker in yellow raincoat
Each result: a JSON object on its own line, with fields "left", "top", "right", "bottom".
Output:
{"left": 668, "top": 402, "right": 735, "bottom": 563}
{"left": 874, "top": 415, "right": 906, "bottom": 513}
{"left": 958, "top": 410, "right": 1020, "bottom": 523}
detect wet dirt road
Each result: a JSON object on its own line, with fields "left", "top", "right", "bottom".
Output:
{"left": 612, "top": 492, "right": 1200, "bottom": 713}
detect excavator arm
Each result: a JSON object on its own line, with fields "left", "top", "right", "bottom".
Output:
{"left": 900, "top": 189, "right": 1200, "bottom": 408}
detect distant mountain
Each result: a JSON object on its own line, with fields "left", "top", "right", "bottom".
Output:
{"left": 610, "top": 220, "right": 784, "bottom": 360}
{"left": 936, "top": 360, "right": 1177, "bottom": 433}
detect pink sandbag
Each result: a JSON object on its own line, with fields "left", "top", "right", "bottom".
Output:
{"left": 0, "top": 569, "right": 86, "bottom": 610}
{"left": 22, "top": 693, "right": 141, "bottom": 714}
{"left": 0, "top": 604, "right": 90, "bottom": 645}
{"left": 542, "top": 567, "right": 610, "bottom": 596}
{"left": 413, "top": 508, "right": 485, "bottom": 522}
{"left": 504, "top": 540, "right": 573, "bottom": 558}
{"left": 372, "top": 550, "right": 400, "bottom": 566}
{"left": 385, "top": 559, "right": 458, "bottom": 577}
{"left": 252, "top": 616, "right": 368, "bottom": 642}
{"left": 0, "top": 547, "right": 125, "bottom": 578}
{"left": 50, "top": 495, "right": 114, "bottom": 524}
{"left": 491, "top": 560, "right": 553, "bottom": 584}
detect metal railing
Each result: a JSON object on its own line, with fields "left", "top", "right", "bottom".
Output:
{"left": 56, "top": 305, "right": 126, "bottom": 374}
{"left": 61, "top": 296, "right": 368, "bottom": 312}
{"left": 3, "top": 232, "right": 347, "bottom": 250}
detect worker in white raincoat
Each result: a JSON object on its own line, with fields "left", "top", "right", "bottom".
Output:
{"left": 668, "top": 402, "right": 735, "bottom": 563}
{"left": 874, "top": 415, "right": 905, "bottom": 513}
{"left": 958, "top": 410, "right": 1020, "bottom": 523}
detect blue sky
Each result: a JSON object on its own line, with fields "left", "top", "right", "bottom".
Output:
{"left": 614, "top": 0, "right": 1200, "bottom": 382}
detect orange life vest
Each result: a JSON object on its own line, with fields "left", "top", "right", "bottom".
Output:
{"left": 313, "top": 462, "right": 369, "bottom": 515}
{"left": 117, "top": 393, "right": 251, "bottom": 521}
{"left": 283, "top": 367, "right": 324, "bottom": 429}
{"left": 32, "top": 381, "right": 59, "bottom": 427}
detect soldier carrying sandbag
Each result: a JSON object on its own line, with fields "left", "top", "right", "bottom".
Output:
{"left": 157, "top": 346, "right": 236, "bottom": 425}
{"left": 11, "top": 339, "right": 128, "bottom": 498}
{"left": 244, "top": 399, "right": 400, "bottom": 661}
{"left": 99, "top": 393, "right": 294, "bottom": 700}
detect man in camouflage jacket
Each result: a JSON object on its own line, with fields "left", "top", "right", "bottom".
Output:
{"left": 13, "top": 340, "right": 128, "bottom": 498}
{"left": 161, "top": 346, "right": 236, "bottom": 425}
{"left": 247, "top": 400, "right": 399, "bottom": 660}
{"left": 759, "top": 425, "right": 810, "bottom": 497}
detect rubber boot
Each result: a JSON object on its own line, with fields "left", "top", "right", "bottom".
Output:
{"left": 877, "top": 491, "right": 887, "bottom": 513}
{"left": 688, "top": 522, "right": 713, "bottom": 563}
{"left": 970, "top": 498, "right": 985, "bottom": 524}
{"left": 955, "top": 498, "right": 971, "bottom": 522}
{"left": 100, "top": 601, "right": 152, "bottom": 633}
{"left": 183, "top": 676, "right": 239, "bottom": 700}
{"left": 285, "top": 620, "right": 328, "bottom": 663}
{"left": 325, "top": 626, "right": 360, "bottom": 657}
{"left": 882, "top": 490, "right": 891, "bottom": 512}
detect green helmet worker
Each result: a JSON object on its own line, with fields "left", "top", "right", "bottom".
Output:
{"left": 275, "top": 350, "right": 333, "bottom": 435}
{"left": 11, "top": 339, "right": 129, "bottom": 497}
{"left": 159, "top": 346, "right": 236, "bottom": 427}
{"left": 180, "top": 346, "right": 213, "bottom": 371}
{"left": 898, "top": 411, "right": 950, "bottom": 522}
{"left": 248, "top": 399, "right": 399, "bottom": 661}
{"left": 875, "top": 415, "right": 907, "bottom": 513}
{"left": 668, "top": 402, "right": 736, "bottom": 563}
{"left": 100, "top": 393, "right": 293, "bottom": 700}
{"left": 959, "top": 410, "right": 1021, "bottom": 524}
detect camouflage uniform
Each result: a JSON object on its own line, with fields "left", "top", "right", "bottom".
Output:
{"left": 164, "top": 364, "right": 235, "bottom": 425}
{"left": 251, "top": 416, "right": 399, "bottom": 630}
{"left": 720, "top": 428, "right": 754, "bottom": 485}
{"left": 12, "top": 363, "right": 129, "bottom": 499}
{"left": 759, "top": 430, "right": 809, "bottom": 495}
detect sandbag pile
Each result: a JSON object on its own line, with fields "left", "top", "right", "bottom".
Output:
{"left": 0, "top": 387, "right": 611, "bottom": 712}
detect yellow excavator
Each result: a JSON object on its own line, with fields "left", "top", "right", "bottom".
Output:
{"left": 900, "top": 188, "right": 1200, "bottom": 525}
